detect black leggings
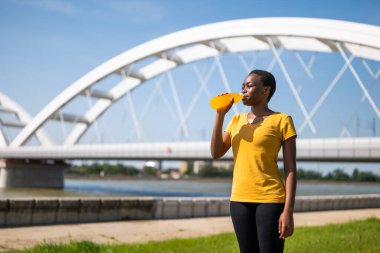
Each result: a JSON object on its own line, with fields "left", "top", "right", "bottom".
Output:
{"left": 230, "top": 201, "right": 285, "bottom": 253}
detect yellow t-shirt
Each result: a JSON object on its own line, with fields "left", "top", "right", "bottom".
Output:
{"left": 225, "top": 112, "right": 297, "bottom": 203}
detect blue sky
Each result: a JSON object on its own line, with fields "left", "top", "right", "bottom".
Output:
{"left": 1, "top": 0, "right": 380, "bottom": 173}
{"left": 1, "top": 0, "right": 380, "bottom": 144}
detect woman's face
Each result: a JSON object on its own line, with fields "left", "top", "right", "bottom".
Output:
{"left": 241, "top": 73, "right": 269, "bottom": 106}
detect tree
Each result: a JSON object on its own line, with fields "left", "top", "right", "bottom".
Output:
{"left": 198, "top": 165, "right": 233, "bottom": 178}
{"left": 297, "top": 168, "right": 323, "bottom": 180}
{"left": 143, "top": 166, "right": 157, "bottom": 177}
{"left": 352, "top": 168, "right": 379, "bottom": 182}
{"left": 325, "top": 169, "right": 350, "bottom": 181}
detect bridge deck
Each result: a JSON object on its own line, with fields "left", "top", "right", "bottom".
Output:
{"left": 0, "top": 137, "right": 379, "bottom": 162}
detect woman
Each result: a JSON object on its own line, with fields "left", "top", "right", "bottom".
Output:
{"left": 211, "top": 69, "right": 297, "bottom": 253}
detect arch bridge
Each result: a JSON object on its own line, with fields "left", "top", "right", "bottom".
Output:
{"left": 1, "top": 17, "right": 380, "bottom": 187}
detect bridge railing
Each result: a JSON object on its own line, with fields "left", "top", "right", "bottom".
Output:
{"left": 0, "top": 137, "right": 379, "bottom": 162}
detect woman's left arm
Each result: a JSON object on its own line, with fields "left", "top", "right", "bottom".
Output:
{"left": 279, "top": 136, "right": 297, "bottom": 240}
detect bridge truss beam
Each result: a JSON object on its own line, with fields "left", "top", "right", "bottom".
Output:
{"left": 7, "top": 18, "right": 380, "bottom": 147}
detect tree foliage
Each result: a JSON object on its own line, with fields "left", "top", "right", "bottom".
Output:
{"left": 198, "top": 165, "right": 233, "bottom": 178}
{"left": 67, "top": 162, "right": 140, "bottom": 176}
{"left": 296, "top": 168, "right": 380, "bottom": 182}
{"left": 66, "top": 162, "right": 380, "bottom": 182}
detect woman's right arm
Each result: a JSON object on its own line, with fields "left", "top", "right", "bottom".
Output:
{"left": 210, "top": 100, "right": 233, "bottom": 159}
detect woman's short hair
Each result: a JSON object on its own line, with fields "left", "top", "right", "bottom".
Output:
{"left": 249, "top": 69, "right": 276, "bottom": 102}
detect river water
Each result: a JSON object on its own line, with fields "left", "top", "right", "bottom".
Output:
{"left": 1, "top": 178, "right": 380, "bottom": 198}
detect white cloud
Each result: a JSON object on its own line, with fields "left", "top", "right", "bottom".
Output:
{"left": 14, "top": 0, "right": 78, "bottom": 16}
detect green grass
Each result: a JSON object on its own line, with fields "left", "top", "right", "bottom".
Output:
{"left": 6, "top": 218, "right": 380, "bottom": 253}
{"left": 286, "top": 218, "right": 380, "bottom": 253}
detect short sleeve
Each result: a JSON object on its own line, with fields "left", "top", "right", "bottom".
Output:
{"left": 281, "top": 115, "right": 297, "bottom": 142}
{"left": 224, "top": 114, "right": 238, "bottom": 136}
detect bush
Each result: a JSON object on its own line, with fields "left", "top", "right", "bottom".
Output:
{"left": 143, "top": 166, "right": 157, "bottom": 176}
{"left": 67, "top": 162, "right": 140, "bottom": 176}
{"left": 297, "top": 168, "right": 323, "bottom": 180}
{"left": 198, "top": 165, "right": 233, "bottom": 178}
{"left": 352, "top": 168, "right": 380, "bottom": 182}
{"left": 288, "top": 167, "right": 380, "bottom": 182}
{"left": 325, "top": 168, "right": 352, "bottom": 181}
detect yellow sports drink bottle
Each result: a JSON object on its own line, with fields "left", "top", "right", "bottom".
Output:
{"left": 209, "top": 93, "right": 243, "bottom": 110}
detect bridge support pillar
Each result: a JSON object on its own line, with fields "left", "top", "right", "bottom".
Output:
{"left": 0, "top": 159, "right": 68, "bottom": 188}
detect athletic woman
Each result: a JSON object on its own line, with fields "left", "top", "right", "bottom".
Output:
{"left": 211, "top": 70, "right": 297, "bottom": 253}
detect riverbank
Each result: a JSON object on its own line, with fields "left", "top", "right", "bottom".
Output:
{"left": 1, "top": 178, "right": 380, "bottom": 199}
{"left": 64, "top": 174, "right": 380, "bottom": 185}
{"left": 64, "top": 174, "right": 233, "bottom": 182}
{"left": 0, "top": 208, "right": 379, "bottom": 252}
{"left": 65, "top": 174, "right": 380, "bottom": 186}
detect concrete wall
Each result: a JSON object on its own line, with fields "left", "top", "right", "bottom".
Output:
{"left": 0, "top": 194, "right": 379, "bottom": 227}
{"left": 0, "top": 160, "right": 66, "bottom": 188}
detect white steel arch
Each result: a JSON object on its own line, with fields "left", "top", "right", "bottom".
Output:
{"left": 10, "top": 17, "right": 380, "bottom": 147}
{"left": 0, "top": 92, "right": 52, "bottom": 147}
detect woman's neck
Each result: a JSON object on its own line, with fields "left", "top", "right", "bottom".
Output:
{"left": 250, "top": 103, "right": 272, "bottom": 116}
